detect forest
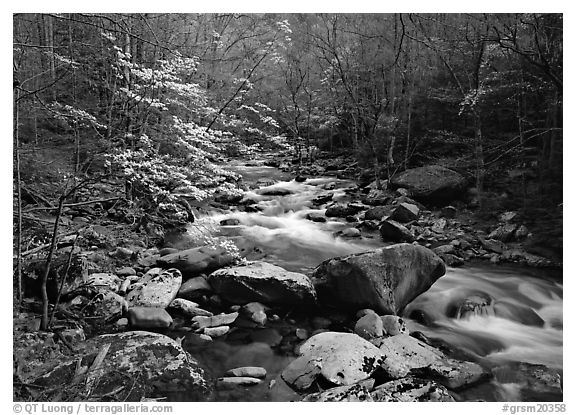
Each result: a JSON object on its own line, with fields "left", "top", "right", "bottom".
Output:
{"left": 13, "top": 13, "right": 562, "bottom": 404}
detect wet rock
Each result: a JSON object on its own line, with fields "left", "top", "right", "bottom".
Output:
{"left": 109, "top": 246, "right": 135, "bottom": 259}
{"left": 125, "top": 268, "right": 182, "bottom": 308}
{"left": 177, "top": 276, "right": 213, "bottom": 301}
{"left": 380, "top": 219, "right": 415, "bottom": 242}
{"left": 127, "top": 307, "right": 173, "bottom": 329}
{"left": 381, "top": 315, "right": 408, "bottom": 336}
{"left": 479, "top": 237, "right": 506, "bottom": 254}
{"left": 217, "top": 376, "right": 263, "bottom": 387}
{"left": 489, "top": 223, "right": 518, "bottom": 242}
{"left": 215, "top": 192, "right": 244, "bottom": 205}
{"left": 168, "top": 298, "right": 213, "bottom": 318}
{"left": 355, "top": 313, "right": 384, "bottom": 340}
{"left": 493, "top": 300, "right": 545, "bottom": 327}
{"left": 250, "top": 328, "right": 283, "bottom": 347}
{"left": 451, "top": 294, "right": 493, "bottom": 319}
{"left": 295, "top": 175, "right": 307, "bottom": 182}
{"left": 425, "top": 358, "right": 489, "bottom": 390}
{"left": 375, "top": 334, "right": 489, "bottom": 389}
{"left": 116, "top": 267, "right": 137, "bottom": 277}
{"left": 191, "top": 312, "right": 239, "bottom": 329}
{"left": 157, "top": 245, "right": 236, "bottom": 279}
{"left": 364, "top": 206, "right": 393, "bottom": 221}
{"left": 306, "top": 212, "right": 327, "bottom": 223}
{"left": 371, "top": 377, "right": 454, "bottom": 402}
{"left": 32, "top": 331, "right": 211, "bottom": 401}
{"left": 281, "top": 332, "right": 384, "bottom": 391}
{"left": 390, "top": 203, "right": 420, "bottom": 223}
{"left": 295, "top": 328, "right": 309, "bottom": 340}
{"left": 220, "top": 218, "right": 241, "bottom": 226}
{"left": 203, "top": 326, "right": 230, "bottom": 338}
{"left": 225, "top": 366, "right": 267, "bottom": 378}
{"left": 375, "top": 334, "right": 442, "bottom": 379}
{"left": 241, "top": 302, "right": 268, "bottom": 326}
{"left": 389, "top": 165, "right": 467, "bottom": 205}
{"left": 362, "top": 189, "right": 391, "bottom": 206}
{"left": 208, "top": 261, "right": 316, "bottom": 305}
{"left": 356, "top": 308, "right": 379, "bottom": 319}
{"left": 325, "top": 204, "right": 362, "bottom": 218}
{"left": 491, "top": 362, "right": 562, "bottom": 401}
{"left": 439, "top": 254, "right": 465, "bottom": 267}
{"left": 311, "top": 193, "right": 334, "bottom": 205}
{"left": 302, "top": 380, "right": 375, "bottom": 402}
{"left": 312, "top": 243, "right": 445, "bottom": 314}
{"left": 340, "top": 228, "right": 361, "bottom": 238}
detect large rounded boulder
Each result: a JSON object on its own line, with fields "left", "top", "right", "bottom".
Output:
{"left": 281, "top": 332, "right": 384, "bottom": 391}
{"left": 31, "top": 331, "right": 211, "bottom": 401}
{"left": 389, "top": 165, "right": 467, "bottom": 205}
{"left": 157, "top": 245, "right": 236, "bottom": 279}
{"left": 311, "top": 243, "right": 446, "bottom": 314}
{"left": 207, "top": 261, "right": 317, "bottom": 305}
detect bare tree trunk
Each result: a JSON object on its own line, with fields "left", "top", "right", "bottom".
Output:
{"left": 40, "top": 196, "right": 65, "bottom": 331}
{"left": 474, "top": 110, "right": 485, "bottom": 210}
{"left": 14, "top": 86, "right": 23, "bottom": 308}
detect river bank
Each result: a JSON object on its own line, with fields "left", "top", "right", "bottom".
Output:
{"left": 13, "top": 152, "right": 563, "bottom": 403}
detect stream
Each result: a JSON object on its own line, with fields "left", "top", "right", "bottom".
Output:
{"left": 180, "top": 160, "right": 563, "bottom": 402}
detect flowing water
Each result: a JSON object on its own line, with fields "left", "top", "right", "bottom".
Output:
{"left": 182, "top": 160, "right": 563, "bottom": 402}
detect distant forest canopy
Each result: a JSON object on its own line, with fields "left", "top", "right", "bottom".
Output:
{"left": 13, "top": 13, "right": 562, "bottom": 208}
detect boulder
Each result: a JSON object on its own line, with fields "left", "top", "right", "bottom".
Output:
{"left": 451, "top": 294, "right": 493, "bottom": 319}
{"left": 354, "top": 313, "right": 384, "bottom": 340}
{"left": 364, "top": 206, "right": 393, "bottom": 221}
{"left": 362, "top": 189, "right": 391, "bottom": 206}
{"left": 325, "top": 204, "right": 363, "bottom": 218}
{"left": 340, "top": 228, "right": 361, "bottom": 238}
{"left": 220, "top": 218, "right": 241, "bottom": 226}
{"left": 389, "top": 203, "right": 420, "bottom": 223}
{"left": 302, "top": 380, "right": 375, "bottom": 402}
{"left": 374, "top": 334, "right": 489, "bottom": 389}
{"left": 31, "top": 331, "right": 210, "bottom": 401}
{"left": 371, "top": 377, "right": 454, "bottom": 402}
{"left": 125, "top": 268, "right": 182, "bottom": 308}
{"left": 312, "top": 243, "right": 445, "bottom": 314}
{"left": 489, "top": 223, "right": 518, "bottom": 242}
{"left": 177, "top": 276, "right": 213, "bottom": 301}
{"left": 390, "top": 165, "right": 467, "bottom": 205}
{"left": 257, "top": 186, "right": 293, "bottom": 196}
{"left": 493, "top": 300, "right": 545, "bottom": 327}
{"left": 380, "top": 219, "right": 415, "bottom": 242}
{"left": 306, "top": 212, "right": 327, "bottom": 223}
{"left": 208, "top": 261, "right": 316, "bottom": 305}
{"left": 281, "top": 332, "right": 384, "bottom": 391}
{"left": 127, "top": 307, "right": 173, "bottom": 329}
{"left": 157, "top": 246, "right": 236, "bottom": 279}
